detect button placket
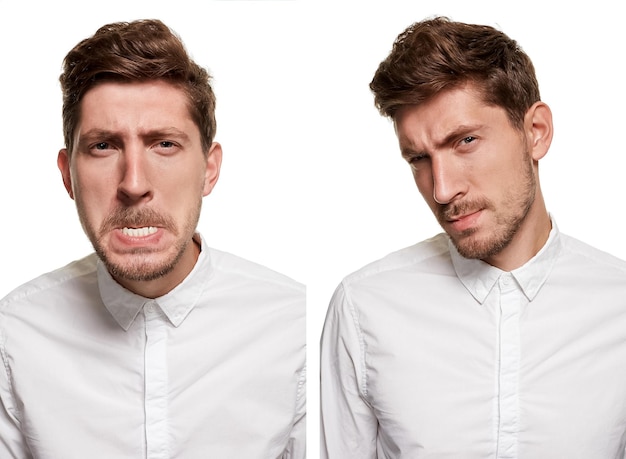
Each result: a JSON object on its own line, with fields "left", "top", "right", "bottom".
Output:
{"left": 496, "top": 273, "right": 521, "bottom": 459}
{"left": 144, "top": 301, "right": 169, "bottom": 459}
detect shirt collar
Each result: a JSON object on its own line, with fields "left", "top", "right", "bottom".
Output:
{"left": 97, "top": 233, "right": 212, "bottom": 330}
{"left": 450, "top": 218, "right": 562, "bottom": 304}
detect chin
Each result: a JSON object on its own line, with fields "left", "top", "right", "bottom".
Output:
{"left": 454, "top": 231, "right": 513, "bottom": 260}
{"left": 107, "top": 259, "right": 178, "bottom": 282}
{"left": 98, "top": 248, "right": 182, "bottom": 282}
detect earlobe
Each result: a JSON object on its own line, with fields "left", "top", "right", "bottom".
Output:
{"left": 57, "top": 149, "right": 75, "bottom": 200}
{"left": 203, "top": 142, "right": 222, "bottom": 196}
{"left": 526, "top": 101, "right": 554, "bottom": 161}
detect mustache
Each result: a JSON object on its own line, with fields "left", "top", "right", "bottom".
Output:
{"left": 438, "top": 198, "right": 492, "bottom": 221}
{"left": 99, "top": 207, "right": 176, "bottom": 235}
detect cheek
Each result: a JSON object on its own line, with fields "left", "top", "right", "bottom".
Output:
{"left": 77, "top": 174, "right": 113, "bottom": 197}
{"left": 159, "top": 169, "right": 206, "bottom": 205}
{"left": 72, "top": 172, "right": 117, "bottom": 215}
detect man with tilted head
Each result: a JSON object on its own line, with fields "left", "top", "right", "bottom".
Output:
{"left": 321, "top": 16, "right": 626, "bottom": 458}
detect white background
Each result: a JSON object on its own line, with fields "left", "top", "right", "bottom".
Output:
{"left": 1, "top": 1, "right": 625, "bottom": 457}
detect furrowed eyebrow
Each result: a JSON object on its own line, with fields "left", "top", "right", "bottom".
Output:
{"left": 141, "top": 128, "right": 191, "bottom": 142}
{"left": 398, "top": 123, "right": 486, "bottom": 158}
{"left": 78, "top": 129, "right": 115, "bottom": 142}
{"left": 436, "top": 124, "right": 484, "bottom": 148}
{"left": 76, "top": 128, "right": 191, "bottom": 145}
{"left": 75, "top": 129, "right": 119, "bottom": 150}
{"left": 400, "top": 147, "right": 427, "bottom": 160}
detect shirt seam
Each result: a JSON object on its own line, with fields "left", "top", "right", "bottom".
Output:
{"left": 292, "top": 362, "right": 306, "bottom": 431}
{"left": 214, "top": 265, "right": 305, "bottom": 292}
{"left": 0, "top": 258, "right": 97, "bottom": 313}
{"left": 341, "top": 235, "right": 450, "bottom": 289}
{"left": 0, "top": 326, "right": 21, "bottom": 428}
{"left": 296, "top": 362, "right": 306, "bottom": 402}
{"left": 207, "top": 249, "right": 305, "bottom": 293}
{"left": 562, "top": 234, "right": 626, "bottom": 273}
{"left": 342, "top": 281, "right": 370, "bottom": 399}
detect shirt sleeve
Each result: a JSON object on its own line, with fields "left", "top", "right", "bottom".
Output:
{"left": 320, "top": 283, "right": 378, "bottom": 459}
{"left": 0, "top": 341, "right": 32, "bottom": 458}
{"left": 282, "top": 365, "right": 306, "bottom": 459}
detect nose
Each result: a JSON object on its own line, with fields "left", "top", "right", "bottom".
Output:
{"left": 431, "top": 156, "right": 464, "bottom": 205}
{"left": 117, "top": 147, "right": 153, "bottom": 205}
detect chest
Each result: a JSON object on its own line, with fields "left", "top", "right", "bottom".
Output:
{"left": 358, "top": 280, "right": 626, "bottom": 457}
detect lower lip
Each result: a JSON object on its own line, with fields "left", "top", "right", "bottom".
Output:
{"left": 449, "top": 210, "right": 482, "bottom": 233}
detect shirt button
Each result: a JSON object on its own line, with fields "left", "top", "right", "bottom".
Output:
{"left": 146, "top": 304, "right": 154, "bottom": 313}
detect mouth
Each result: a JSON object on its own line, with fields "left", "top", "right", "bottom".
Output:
{"left": 446, "top": 209, "right": 483, "bottom": 233}
{"left": 120, "top": 226, "right": 158, "bottom": 237}
{"left": 448, "top": 210, "right": 480, "bottom": 222}
{"left": 108, "top": 225, "right": 165, "bottom": 252}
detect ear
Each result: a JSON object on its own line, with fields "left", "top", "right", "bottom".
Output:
{"left": 524, "top": 101, "right": 553, "bottom": 161}
{"left": 203, "top": 142, "right": 222, "bottom": 196}
{"left": 57, "top": 148, "right": 75, "bottom": 200}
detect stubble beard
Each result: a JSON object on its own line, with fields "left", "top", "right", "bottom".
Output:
{"left": 439, "top": 153, "right": 536, "bottom": 261}
{"left": 77, "top": 202, "right": 202, "bottom": 283}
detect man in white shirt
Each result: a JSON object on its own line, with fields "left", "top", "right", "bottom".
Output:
{"left": 321, "top": 16, "right": 626, "bottom": 458}
{"left": 0, "top": 19, "right": 305, "bottom": 458}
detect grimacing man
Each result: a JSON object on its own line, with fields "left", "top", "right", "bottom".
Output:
{"left": 321, "top": 16, "right": 626, "bottom": 458}
{"left": 0, "top": 19, "right": 305, "bottom": 458}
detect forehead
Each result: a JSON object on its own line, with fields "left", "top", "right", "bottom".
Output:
{"left": 78, "top": 80, "right": 194, "bottom": 130}
{"left": 394, "top": 84, "right": 508, "bottom": 148}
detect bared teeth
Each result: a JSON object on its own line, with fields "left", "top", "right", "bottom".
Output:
{"left": 121, "top": 227, "right": 157, "bottom": 237}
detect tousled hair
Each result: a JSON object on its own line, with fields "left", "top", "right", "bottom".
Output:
{"left": 60, "top": 19, "right": 216, "bottom": 155}
{"left": 370, "top": 16, "right": 540, "bottom": 129}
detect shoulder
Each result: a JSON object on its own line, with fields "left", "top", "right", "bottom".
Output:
{"left": 200, "top": 248, "right": 304, "bottom": 335}
{"left": 340, "top": 233, "right": 452, "bottom": 290}
{"left": 559, "top": 233, "right": 626, "bottom": 275}
{"left": 0, "top": 254, "right": 98, "bottom": 313}
{"left": 204, "top": 247, "right": 304, "bottom": 295}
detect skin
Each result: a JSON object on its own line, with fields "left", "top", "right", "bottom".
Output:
{"left": 57, "top": 80, "right": 221, "bottom": 298}
{"left": 394, "top": 82, "right": 553, "bottom": 271}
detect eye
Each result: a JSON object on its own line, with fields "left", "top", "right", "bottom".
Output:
{"left": 401, "top": 148, "right": 429, "bottom": 168}
{"left": 87, "top": 141, "right": 115, "bottom": 156}
{"left": 460, "top": 136, "right": 476, "bottom": 145}
{"left": 409, "top": 153, "right": 428, "bottom": 163}
{"left": 153, "top": 140, "right": 181, "bottom": 155}
{"left": 406, "top": 154, "right": 429, "bottom": 170}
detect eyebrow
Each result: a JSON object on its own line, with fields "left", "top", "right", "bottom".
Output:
{"left": 400, "top": 123, "right": 486, "bottom": 159}
{"left": 77, "top": 127, "right": 191, "bottom": 145}
{"left": 436, "top": 124, "right": 484, "bottom": 148}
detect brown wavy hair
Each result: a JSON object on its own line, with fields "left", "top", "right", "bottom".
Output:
{"left": 60, "top": 19, "right": 216, "bottom": 156}
{"left": 370, "top": 17, "right": 540, "bottom": 130}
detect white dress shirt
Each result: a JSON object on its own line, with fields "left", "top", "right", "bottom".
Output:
{"left": 321, "top": 222, "right": 626, "bottom": 458}
{"left": 0, "top": 234, "right": 305, "bottom": 459}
